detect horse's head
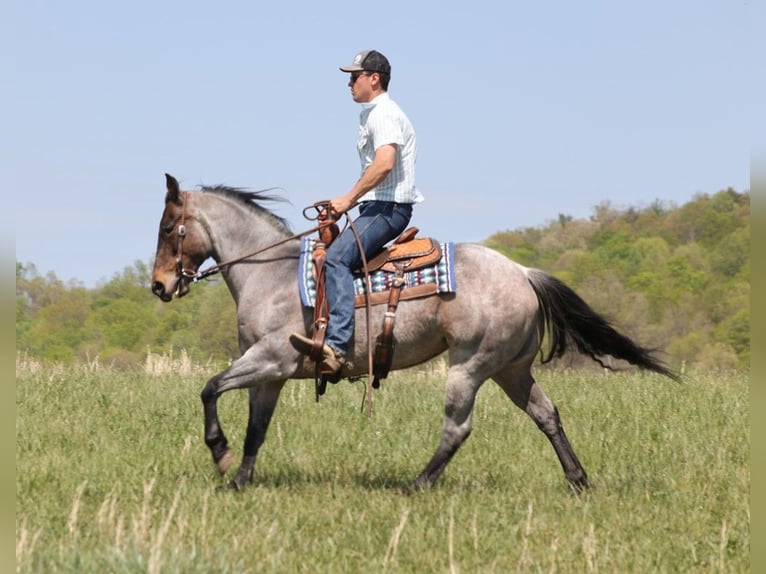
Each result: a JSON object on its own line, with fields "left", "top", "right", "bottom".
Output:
{"left": 151, "top": 174, "right": 212, "bottom": 301}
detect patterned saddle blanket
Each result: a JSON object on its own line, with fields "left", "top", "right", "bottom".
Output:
{"left": 298, "top": 237, "right": 457, "bottom": 308}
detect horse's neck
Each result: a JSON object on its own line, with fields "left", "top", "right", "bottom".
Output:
{"left": 200, "top": 195, "right": 299, "bottom": 296}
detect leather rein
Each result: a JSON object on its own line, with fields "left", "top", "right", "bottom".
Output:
{"left": 173, "top": 191, "right": 332, "bottom": 283}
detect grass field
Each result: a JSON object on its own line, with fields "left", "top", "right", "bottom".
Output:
{"left": 16, "top": 360, "right": 749, "bottom": 573}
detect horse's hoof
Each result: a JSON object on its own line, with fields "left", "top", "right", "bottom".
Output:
{"left": 403, "top": 479, "right": 430, "bottom": 496}
{"left": 214, "top": 480, "right": 241, "bottom": 493}
{"left": 216, "top": 449, "right": 234, "bottom": 475}
{"left": 226, "top": 479, "right": 246, "bottom": 491}
{"left": 568, "top": 477, "right": 590, "bottom": 495}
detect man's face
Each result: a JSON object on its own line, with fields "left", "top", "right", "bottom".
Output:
{"left": 348, "top": 71, "right": 376, "bottom": 103}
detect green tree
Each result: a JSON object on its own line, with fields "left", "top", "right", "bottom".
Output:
{"left": 86, "top": 298, "right": 156, "bottom": 353}
{"left": 18, "top": 287, "right": 91, "bottom": 361}
{"left": 714, "top": 309, "right": 750, "bottom": 367}
{"left": 484, "top": 229, "right": 539, "bottom": 266}
{"left": 193, "top": 281, "right": 239, "bottom": 360}
{"left": 710, "top": 227, "right": 749, "bottom": 278}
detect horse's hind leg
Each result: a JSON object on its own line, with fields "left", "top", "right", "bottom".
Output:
{"left": 493, "top": 366, "right": 589, "bottom": 492}
{"left": 411, "top": 363, "right": 485, "bottom": 490}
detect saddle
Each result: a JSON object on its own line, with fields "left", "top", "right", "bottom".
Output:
{"left": 362, "top": 228, "right": 442, "bottom": 273}
{"left": 309, "top": 225, "right": 441, "bottom": 394}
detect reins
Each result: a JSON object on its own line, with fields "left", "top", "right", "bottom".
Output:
{"left": 194, "top": 224, "right": 328, "bottom": 281}
{"left": 175, "top": 192, "right": 333, "bottom": 283}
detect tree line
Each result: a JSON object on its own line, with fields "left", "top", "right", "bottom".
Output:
{"left": 16, "top": 187, "right": 749, "bottom": 372}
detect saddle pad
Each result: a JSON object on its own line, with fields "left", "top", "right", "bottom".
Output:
{"left": 298, "top": 237, "right": 457, "bottom": 308}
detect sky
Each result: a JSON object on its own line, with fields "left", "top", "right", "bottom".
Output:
{"left": 7, "top": 1, "right": 752, "bottom": 287}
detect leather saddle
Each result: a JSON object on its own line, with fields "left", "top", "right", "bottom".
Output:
{"left": 360, "top": 227, "right": 442, "bottom": 274}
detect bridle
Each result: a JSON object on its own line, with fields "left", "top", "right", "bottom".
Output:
{"left": 174, "top": 192, "right": 197, "bottom": 279}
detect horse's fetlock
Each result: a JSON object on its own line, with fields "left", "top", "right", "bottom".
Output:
{"left": 206, "top": 436, "right": 229, "bottom": 460}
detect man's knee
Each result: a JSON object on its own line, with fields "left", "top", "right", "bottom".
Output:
{"left": 326, "top": 236, "right": 361, "bottom": 268}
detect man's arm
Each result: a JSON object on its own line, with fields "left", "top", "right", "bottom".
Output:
{"left": 329, "top": 144, "right": 396, "bottom": 215}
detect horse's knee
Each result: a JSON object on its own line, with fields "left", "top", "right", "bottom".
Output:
{"left": 200, "top": 379, "right": 219, "bottom": 404}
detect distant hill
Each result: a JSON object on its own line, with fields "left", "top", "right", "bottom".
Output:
{"left": 484, "top": 188, "right": 749, "bottom": 371}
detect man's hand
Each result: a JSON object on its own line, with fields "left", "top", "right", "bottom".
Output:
{"left": 328, "top": 195, "right": 356, "bottom": 217}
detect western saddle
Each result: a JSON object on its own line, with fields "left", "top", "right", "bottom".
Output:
{"left": 309, "top": 221, "right": 442, "bottom": 393}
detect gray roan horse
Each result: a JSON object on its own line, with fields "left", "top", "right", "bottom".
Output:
{"left": 151, "top": 174, "right": 677, "bottom": 492}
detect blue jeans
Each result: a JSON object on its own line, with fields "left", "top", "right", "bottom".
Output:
{"left": 324, "top": 201, "right": 413, "bottom": 355}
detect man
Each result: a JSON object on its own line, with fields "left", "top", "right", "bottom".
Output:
{"left": 290, "top": 49, "right": 423, "bottom": 376}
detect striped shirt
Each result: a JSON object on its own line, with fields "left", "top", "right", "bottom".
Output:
{"left": 357, "top": 92, "right": 423, "bottom": 204}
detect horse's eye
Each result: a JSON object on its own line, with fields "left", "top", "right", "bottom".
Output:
{"left": 162, "top": 225, "right": 174, "bottom": 235}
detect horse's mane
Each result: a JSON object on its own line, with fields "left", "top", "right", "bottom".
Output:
{"left": 199, "top": 185, "right": 292, "bottom": 233}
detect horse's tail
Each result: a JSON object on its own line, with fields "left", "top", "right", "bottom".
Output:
{"left": 525, "top": 268, "right": 680, "bottom": 381}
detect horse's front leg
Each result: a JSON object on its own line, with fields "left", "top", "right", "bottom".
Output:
{"left": 199, "top": 342, "right": 297, "bottom": 481}
{"left": 230, "top": 380, "right": 285, "bottom": 490}
{"left": 200, "top": 371, "right": 236, "bottom": 474}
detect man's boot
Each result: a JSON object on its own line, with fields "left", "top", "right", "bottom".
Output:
{"left": 289, "top": 333, "right": 347, "bottom": 379}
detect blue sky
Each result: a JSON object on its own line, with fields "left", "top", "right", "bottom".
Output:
{"left": 8, "top": 1, "right": 751, "bottom": 286}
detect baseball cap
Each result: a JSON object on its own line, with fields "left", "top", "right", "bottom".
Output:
{"left": 339, "top": 50, "right": 391, "bottom": 75}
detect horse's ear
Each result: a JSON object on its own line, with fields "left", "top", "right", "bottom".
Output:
{"left": 165, "top": 173, "right": 181, "bottom": 204}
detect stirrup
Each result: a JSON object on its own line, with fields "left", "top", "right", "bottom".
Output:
{"left": 289, "top": 333, "right": 347, "bottom": 378}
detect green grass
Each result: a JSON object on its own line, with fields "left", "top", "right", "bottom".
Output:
{"left": 16, "top": 365, "right": 749, "bottom": 573}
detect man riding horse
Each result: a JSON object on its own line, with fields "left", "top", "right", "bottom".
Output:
{"left": 289, "top": 50, "right": 423, "bottom": 378}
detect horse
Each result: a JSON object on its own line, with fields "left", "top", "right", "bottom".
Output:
{"left": 151, "top": 173, "right": 678, "bottom": 492}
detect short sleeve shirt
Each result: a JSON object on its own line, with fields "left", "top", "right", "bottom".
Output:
{"left": 357, "top": 93, "right": 423, "bottom": 204}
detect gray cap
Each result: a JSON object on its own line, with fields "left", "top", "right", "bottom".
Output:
{"left": 339, "top": 50, "right": 391, "bottom": 75}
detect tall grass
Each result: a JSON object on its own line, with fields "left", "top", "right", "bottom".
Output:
{"left": 16, "top": 359, "right": 748, "bottom": 572}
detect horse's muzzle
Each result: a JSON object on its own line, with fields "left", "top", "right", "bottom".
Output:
{"left": 151, "top": 280, "right": 173, "bottom": 302}
{"left": 151, "top": 277, "right": 190, "bottom": 301}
